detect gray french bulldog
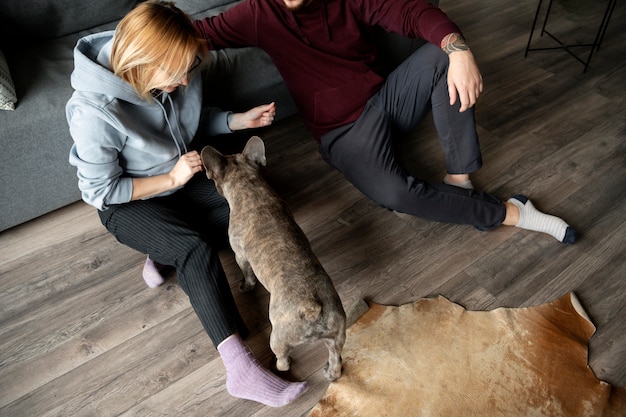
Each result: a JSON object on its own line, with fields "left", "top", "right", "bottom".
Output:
{"left": 201, "top": 136, "right": 346, "bottom": 381}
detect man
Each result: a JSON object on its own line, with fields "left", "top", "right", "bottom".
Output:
{"left": 195, "top": 0, "right": 576, "bottom": 244}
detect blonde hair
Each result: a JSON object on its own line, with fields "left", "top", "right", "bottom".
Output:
{"left": 111, "top": 0, "right": 208, "bottom": 101}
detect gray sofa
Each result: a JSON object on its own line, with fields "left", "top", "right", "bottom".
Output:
{"left": 0, "top": 0, "right": 426, "bottom": 232}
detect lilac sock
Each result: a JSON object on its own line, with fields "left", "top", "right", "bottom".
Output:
{"left": 142, "top": 256, "right": 165, "bottom": 288}
{"left": 217, "top": 334, "right": 308, "bottom": 407}
{"left": 509, "top": 195, "right": 577, "bottom": 244}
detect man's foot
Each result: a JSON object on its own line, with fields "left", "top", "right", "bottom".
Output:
{"left": 508, "top": 195, "right": 576, "bottom": 244}
{"left": 142, "top": 256, "right": 166, "bottom": 288}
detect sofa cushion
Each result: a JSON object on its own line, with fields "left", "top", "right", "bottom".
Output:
{"left": 184, "top": 1, "right": 297, "bottom": 119}
{"left": 175, "top": 0, "right": 241, "bottom": 16}
{"left": 202, "top": 48, "right": 297, "bottom": 120}
{"left": 0, "top": 0, "right": 139, "bottom": 44}
{"left": 0, "top": 17, "right": 120, "bottom": 231}
{"left": 0, "top": 49, "right": 17, "bottom": 110}
{"left": 0, "top": 36, "right": 83, "bottom": 231}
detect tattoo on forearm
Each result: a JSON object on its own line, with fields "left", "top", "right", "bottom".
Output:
{"left": 441, "top": 33, "right": 470, "bottom": 55}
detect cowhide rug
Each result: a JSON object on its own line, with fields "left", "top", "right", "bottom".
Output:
{"left": 308, "top": 293, "right": 625, "bottom": 417}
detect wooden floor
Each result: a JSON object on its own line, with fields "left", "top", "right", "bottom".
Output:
{"left": 1, "top": 0, "right": 624, "bottom": 416}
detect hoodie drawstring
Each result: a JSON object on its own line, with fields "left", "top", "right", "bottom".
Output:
{"left": 156, "top": 93, "right": 188, "bottom": 158}
{"left": 320, "top": 1, "right": 331, "bottom": 42}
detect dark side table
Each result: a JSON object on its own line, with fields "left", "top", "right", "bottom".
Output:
{"left": 524, "top": 0, "right": 618, "bottom": 72}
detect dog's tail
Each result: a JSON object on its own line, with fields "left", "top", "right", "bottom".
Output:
{"left": 299, "top": 299, "right": 322, "bottom": 322}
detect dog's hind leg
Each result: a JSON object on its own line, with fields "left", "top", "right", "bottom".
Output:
{"left": 235, "top": 253, "right": 257, "bottom": 292}
{"left": 270, "top": 331, "right": 292, "bottom": 372}
{"left": 324, "top": 331, "right": 345, "bottom": 381}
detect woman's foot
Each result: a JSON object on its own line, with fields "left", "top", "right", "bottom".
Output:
{"left": 217, "top": 334, "right": 308, "bottom": 407}
{"left": 142, "top": 256, "right": 166, "bottom": 288}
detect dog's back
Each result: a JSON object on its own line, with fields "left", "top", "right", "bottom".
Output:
{"left": 202, "top": 136, "right": 346, "bottom": 380}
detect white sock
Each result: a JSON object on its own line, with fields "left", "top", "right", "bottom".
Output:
{"left": 508, "top": 195, "right": 576, "bottom": 244}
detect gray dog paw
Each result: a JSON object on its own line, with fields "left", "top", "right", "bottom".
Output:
{"left": 324, "top": 361, "right": 342, "bottom": 381}
{"left": 239, "top": 280, "right": 256, "bottom": 293}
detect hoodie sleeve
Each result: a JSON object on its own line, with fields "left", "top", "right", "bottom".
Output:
{"left": 201, "top": 107, "right": 234, "bottom": 136}
{"left": 194, "top": 0, "right": 259, "bottom": 48}
{"left": 67, "top": 98, "right": 133, "bottom": 211}
{"left": 355, "top": 0, "right": 462, "bottom": 46}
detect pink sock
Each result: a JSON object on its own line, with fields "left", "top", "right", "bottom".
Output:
{"left": 217, "top": 335, "right": 308, "bottom": 407}
{"left": 142, "top": 256, "right": 165, "bottom": 288}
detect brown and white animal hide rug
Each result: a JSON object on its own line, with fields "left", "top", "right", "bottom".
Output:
{"left": 308, "top": 293, "right": 625, "bottom": 417}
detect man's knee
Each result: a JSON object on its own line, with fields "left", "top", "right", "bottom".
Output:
{"left": 409, "top": 42, "right": 449, "bottom": 69}
{"left": 361, "top": 175, "right": 427, "bottom": 213}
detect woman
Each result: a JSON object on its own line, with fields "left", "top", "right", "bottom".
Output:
{"left": 66, "top": 1, "right": 306, "bottom": 407}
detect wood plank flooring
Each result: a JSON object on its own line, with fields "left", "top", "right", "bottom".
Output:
{"left": 1, "top": 0, "right": 624, "bottom": 416}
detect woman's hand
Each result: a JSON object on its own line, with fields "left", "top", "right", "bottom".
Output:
{"left": 131, "top": 151, "right": 203, "bottom": 200}
{"left": 168, "top": 151, "right": 204, "bottom": 187}
{"left": 228, "top": 102, "right": 276, "bottom": 131}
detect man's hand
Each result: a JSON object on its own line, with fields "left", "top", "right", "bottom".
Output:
{"left": 441, "top": 33, "right": 483, "bottom": 112}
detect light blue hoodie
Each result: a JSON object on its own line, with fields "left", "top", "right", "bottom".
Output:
{"left": 67, "top": 31, "right": 231, "bottom": 211}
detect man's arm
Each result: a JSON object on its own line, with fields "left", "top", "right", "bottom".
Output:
{"left": 441, "top": 33, "right": 483, "bottom": 112}
{"left": 194, "top": 1, "right": 257, "bottom": 48}
{"left": 441, "top": 33, "right": 470, "bottom": 54}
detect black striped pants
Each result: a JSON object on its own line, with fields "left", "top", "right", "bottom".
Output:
{"left": 98, "top": 174, "right": 247, "bottom": 347}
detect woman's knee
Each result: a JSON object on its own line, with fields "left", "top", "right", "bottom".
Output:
{"left": 173, "top": 240, "right": 224, "bottom": 287}
{"left": 168, "top": 236, "right": 214, "bottom": 266}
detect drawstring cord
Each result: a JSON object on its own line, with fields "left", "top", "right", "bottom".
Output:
{"left": 165, "top": 94, "right": 188, "bottom": 154}
{"left": 155, "top": 93, "right": 188, "bottom": 158}
{"left": 321, "top": 1, "right": 331, "bottom": 42}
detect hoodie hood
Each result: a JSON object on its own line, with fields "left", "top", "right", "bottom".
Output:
{"left": 71, "top": 31, "right": 147, "bottom": 106}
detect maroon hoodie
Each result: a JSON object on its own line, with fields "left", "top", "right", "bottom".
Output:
{"left": 195, "top": 0, "right": 460, "bottom": 140}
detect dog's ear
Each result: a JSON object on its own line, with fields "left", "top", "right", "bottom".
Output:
{"left": 242, "top": 136, "right": 267, "bottom": 168}
{"left": 201, "top": 146, "right": 226, "bottom": 180}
